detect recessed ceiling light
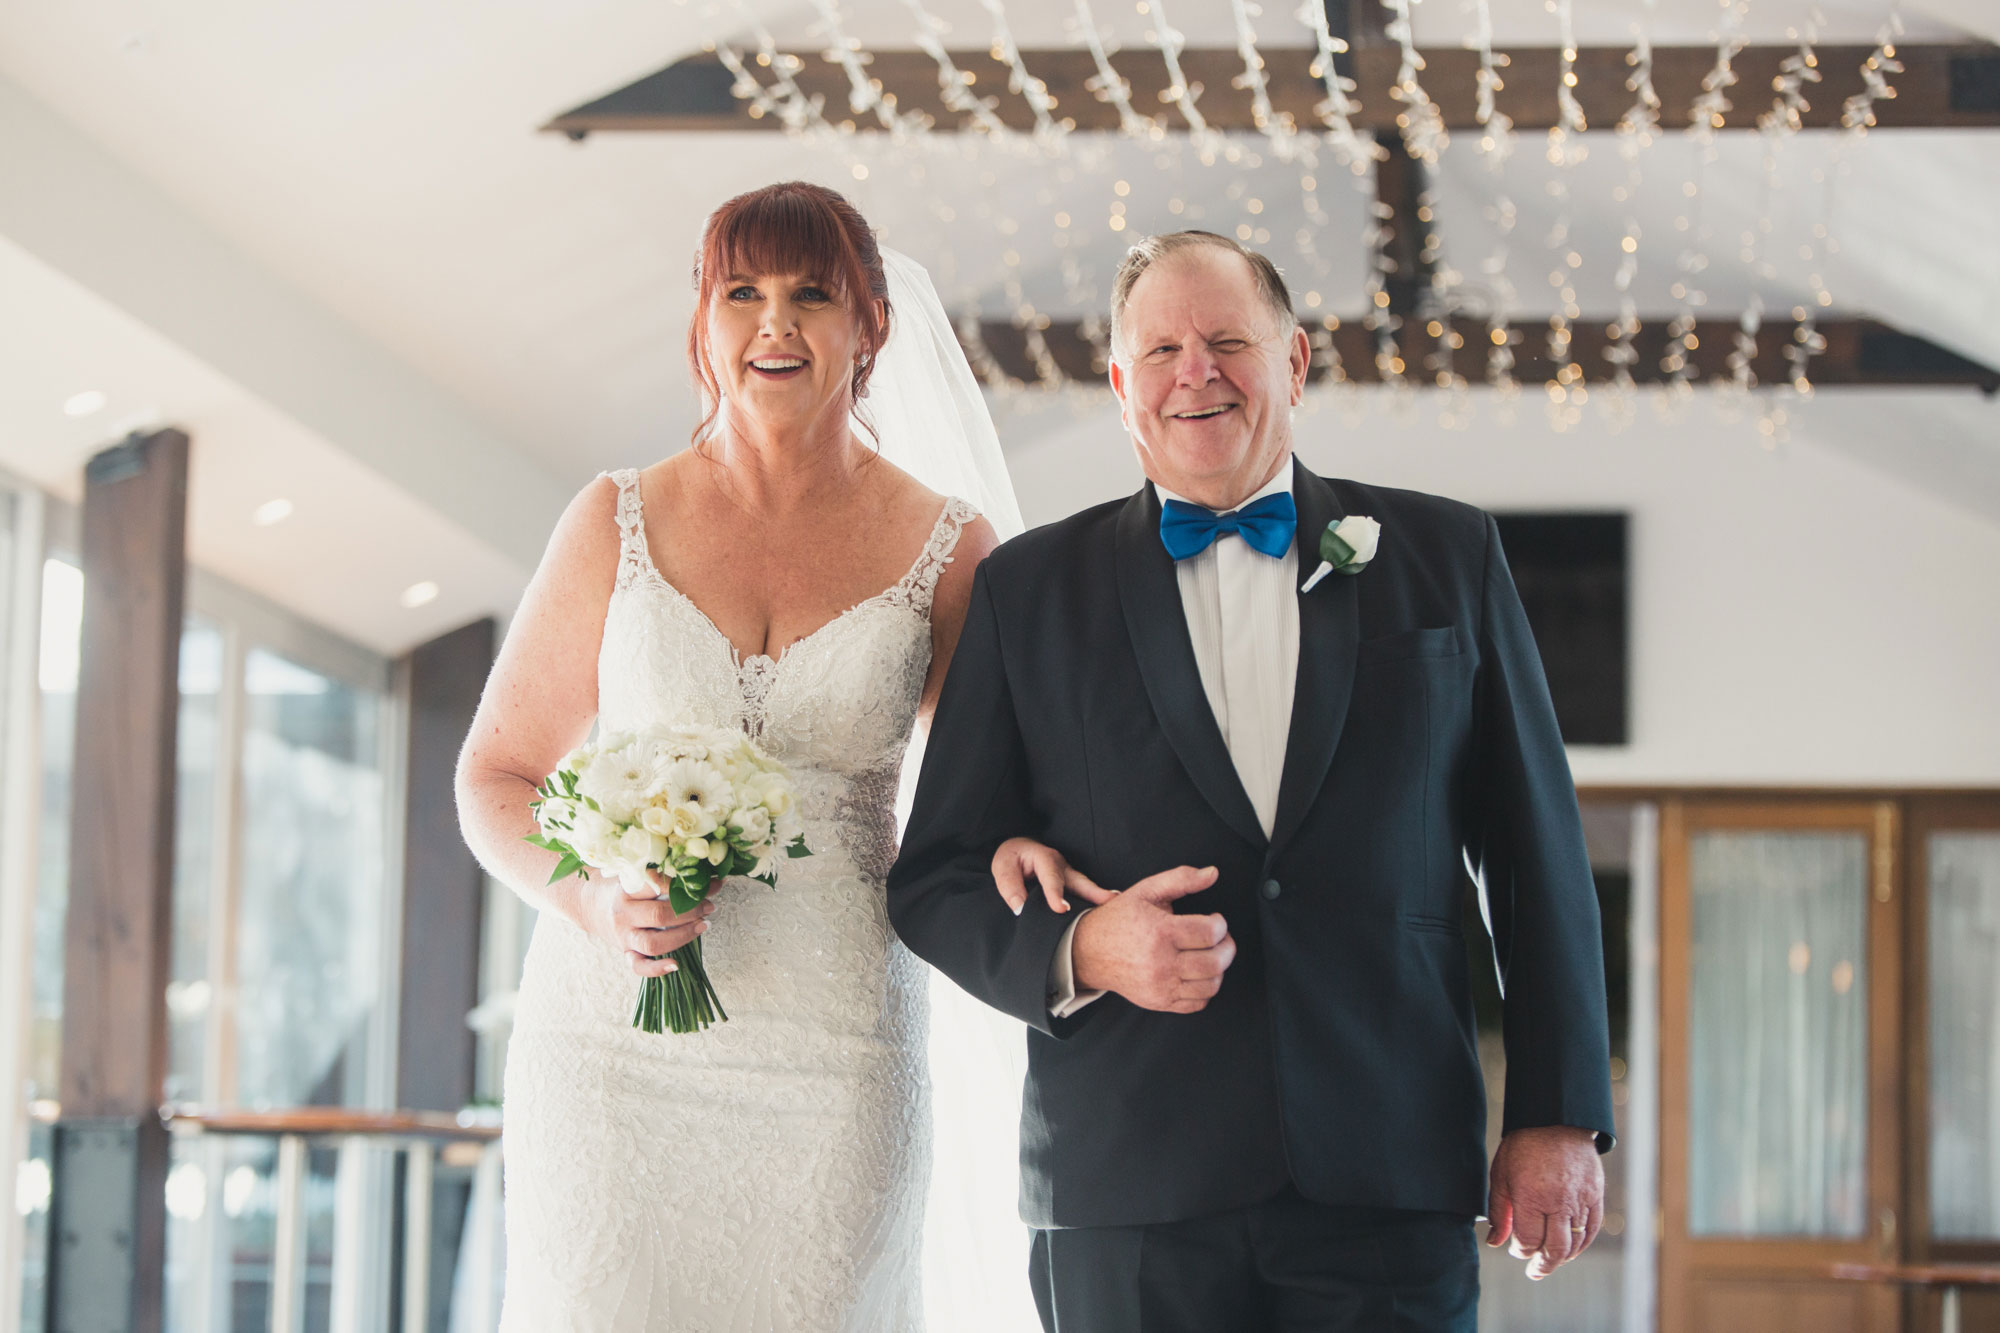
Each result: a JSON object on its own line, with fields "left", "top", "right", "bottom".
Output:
{"left": 63, "top": 390, "right": 108, "bottom": 418}
{"left": 400, "top": 581, "right": 440, "bottom": 609}
{"left": 253, "top": 498, "right": 294, "bottom": 526}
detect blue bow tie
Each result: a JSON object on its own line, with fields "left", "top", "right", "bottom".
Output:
{"left": 1159, "top": 492, "right": 1298, "bottom": 561}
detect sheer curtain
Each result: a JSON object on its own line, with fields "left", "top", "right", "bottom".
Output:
{"left": 1928, "top": 832, "right": 2000, "bottom": 1239}
{"left": 1687, "top": 831, "right": 1868, "bottom": 1237}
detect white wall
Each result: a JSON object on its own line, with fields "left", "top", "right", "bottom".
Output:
{"left": 990, "top": 387, "right": 2000, "bottom": 787}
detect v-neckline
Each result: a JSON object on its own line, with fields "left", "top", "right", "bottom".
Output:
{"left": 624, "top": 497, "right": 953, "bottom": 672}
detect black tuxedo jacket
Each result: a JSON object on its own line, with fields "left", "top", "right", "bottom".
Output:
{"left": 887, "top": 458, "right": 1614, "bottom": 1229}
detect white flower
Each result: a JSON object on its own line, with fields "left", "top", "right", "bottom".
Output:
{"left": 661, "top": 759, "right": 730, "bottom": 820}
{"left": 558, "top": 745, "right": 596, "bottom": 776}
{"left": 577, "top": 747, "right": 662, "bottom": 824}
{"left": 684, "top": 835, "right": 711, "bottom": 862}
{"left": 705, "top": 842, "right": 729, "bottom": 866}
{"left": 730, "top": 807, "right": 772, "bottom": 845}
{"left": 568, "top": 806, "right": 620, "bottom": 866}
{"left": 748, "top": 771, "right": 794, "bottom": 819}
{"left": 638, "top": 805, "right": 675, "bottom": 837}
{"left": 669, "top": 802, "right": 715, "bottom": 841}
{"left": 534, "top": 796, "right": 579, "bottom": 836}
{"left": 1301, "top": 515, "right": 1382, "bottom": 593}
{"left": 1332, "top": 515, "right": 1380, "bottom": 565}
{"left": 617, "top": 825, "right": 666, "bottom": 869}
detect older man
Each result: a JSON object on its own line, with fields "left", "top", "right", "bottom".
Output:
{"left": 888, "top": 231, "right": 1613, "bottom": 1331}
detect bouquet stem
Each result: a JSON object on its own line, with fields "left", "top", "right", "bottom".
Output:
{"left": 632, "top": 935, "right": 729, "bottom": 1034}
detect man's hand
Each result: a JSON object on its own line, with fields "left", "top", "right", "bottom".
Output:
{"left": 1071, "top": 865, "right": 1234, "bottom": 1013}
{"left": 1486, "top": 1125, "right": 1605, "bottom": 1280}
{"left": 991, "top": 837, "right": 1118, "bottom": 915}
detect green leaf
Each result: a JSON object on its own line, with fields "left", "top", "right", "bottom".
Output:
{"left": 1318, "top": 525, "right": 1356, "bottom": 567}
{"left": 786, "top": 836, "right": 813, "bottom": 859}
{"left": 581, "top": 795, "right": 601, "bottom": 812}
{"left": 547, "top": 853, "right": 585, "bottom": 885}
{"left": 522, "top": 833, "right": 559, "bottom": 851}
{"left": 666, "top": 876, "right": 703, "bottom": 917}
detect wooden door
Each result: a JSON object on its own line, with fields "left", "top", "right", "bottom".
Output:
{"left": 1903, "top": 797, "right": 2000, "bottom": 1332}
{"left": 1660, "top": 800, "right": 1904, "bottom": 1333}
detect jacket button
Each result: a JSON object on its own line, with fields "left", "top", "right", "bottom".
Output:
{"left": 1261, "top": 878, "right": 1282, "bottom": 901}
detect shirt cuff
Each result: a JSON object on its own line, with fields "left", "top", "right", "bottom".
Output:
{"left": 1047, "top": 909, "right": 1108, "bottom": 1018}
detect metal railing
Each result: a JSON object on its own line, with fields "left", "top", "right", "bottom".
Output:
{"left": 31, "top": 1101, "right": 503, "bottom": 1333}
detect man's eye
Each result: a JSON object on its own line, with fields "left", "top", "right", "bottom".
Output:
{"left": 1212, "top": 340, "right": 1248, "bottom": 352}
{"left": 1149, "top": 345, "right": 1178, "bottom": 358}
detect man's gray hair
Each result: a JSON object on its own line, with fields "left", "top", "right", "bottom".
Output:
{"left": 1108, "top": 231, "right": 1297, "bottom": 363}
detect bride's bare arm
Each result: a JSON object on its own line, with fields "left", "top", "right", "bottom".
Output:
{"left": 917, "top": 514, "right": 999, "bottom": 724}
{"left": 455, "top": 475, "right": 709, "bottom": 974}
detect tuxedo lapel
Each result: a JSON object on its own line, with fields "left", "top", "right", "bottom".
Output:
{"left": 1113, "top": 487, "right": 1266, "bottom": 852}
{"left": 1269, "top": 462, "right": 1360, "bottom": 860}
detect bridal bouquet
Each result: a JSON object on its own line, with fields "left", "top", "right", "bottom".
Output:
{"left": 526, "top": 724, "right": 809, "bottom": 1034}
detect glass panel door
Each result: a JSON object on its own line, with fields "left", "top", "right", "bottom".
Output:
{"left": 1660, "top": 801, "right": 1902, "bottom": 1333}
{"left": 1688, "top": 830, "right": 1870, "bottom": 1237}
{"left": 1925, "top": 831, "right": 2000, "bottom": 1242}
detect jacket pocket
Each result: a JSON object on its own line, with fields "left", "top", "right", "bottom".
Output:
{"left": 1357, "top": 625, "right": 1461, "bottom": 667}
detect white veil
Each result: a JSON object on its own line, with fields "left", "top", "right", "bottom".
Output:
{"left": 862, "top": 247, "right": 1024, "bottom": 539}
{"left": 866, "top": 249, "right": 1038, "bottom": 1331}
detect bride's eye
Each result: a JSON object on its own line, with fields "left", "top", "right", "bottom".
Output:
{"left": 797, "top": 285, "right": 831, "bottom": 304}
{"left": 727, "top": 285, "right": 759, "bottom": 301}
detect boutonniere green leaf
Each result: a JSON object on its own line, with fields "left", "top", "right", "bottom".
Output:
{"left": 1300, "top": 515, "right": 1381, "bottom": 592}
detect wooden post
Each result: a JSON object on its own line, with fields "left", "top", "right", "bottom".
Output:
{"left": 46, "top": 429, "right": 190, "bottom": 1333}
{"left": 393, "top": 617, "right": 495, "bottom": 1114}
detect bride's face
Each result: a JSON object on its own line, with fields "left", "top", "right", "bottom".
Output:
{"left": 706, "top": 270, "right": 869, "bottom": 438}
{"left": 1110, "top": 247, "right": 1310, "bottom": 510}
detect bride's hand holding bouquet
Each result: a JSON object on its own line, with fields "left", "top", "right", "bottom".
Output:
{"left": 526, "top": 723, "right": 810, "bottom": 1034}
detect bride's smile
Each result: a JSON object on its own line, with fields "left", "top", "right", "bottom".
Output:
{"left": 708, "top": 269, "right": 877, "bottom": 442}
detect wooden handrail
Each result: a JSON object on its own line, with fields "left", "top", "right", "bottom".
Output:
{"left": 28, "top": 1100, "right": 501, "bottom": 1143}
{"left": 1826, "top": 1262, "right": 2000, "bottom": 1288}
{"left": 164, "top": 1104, "right": 502, "bottom": 1142}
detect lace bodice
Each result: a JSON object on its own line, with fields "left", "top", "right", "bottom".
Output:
{"left": 499, "top": 468, "right": 978, "bottom": 1332}
{"left": 598, "top": 468, "right": 976, "bottom": 872}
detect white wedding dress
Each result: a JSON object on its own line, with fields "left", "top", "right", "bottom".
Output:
{"left": 499, "top": 468, "right": 980, "bottom": 1331}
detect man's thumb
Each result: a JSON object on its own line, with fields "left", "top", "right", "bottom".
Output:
{"left": 1133, "top": 865, "right": 1220, "bottom": 903}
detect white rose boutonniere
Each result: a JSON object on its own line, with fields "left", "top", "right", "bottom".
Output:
{"left": 1300, "top": 515, "right": 1381, "bottom": 592}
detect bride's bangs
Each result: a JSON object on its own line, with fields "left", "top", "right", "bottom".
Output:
{"left": 704, "top": 190, "right": 868, "bottom": 312}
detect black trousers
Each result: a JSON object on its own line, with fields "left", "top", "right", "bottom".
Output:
{"left": 1029, "top": 1189, "right": 1479, "bottom": 1333}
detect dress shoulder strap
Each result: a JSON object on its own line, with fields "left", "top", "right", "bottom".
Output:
{"left": 601, "top": 468, "right": 650, "bottom": 587}
{"left": 898, "top": 497, "right": 982, "bottom": 618}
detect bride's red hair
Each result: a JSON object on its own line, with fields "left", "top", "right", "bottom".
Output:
{"left": 687, "top": 181, "right": 890, "bottom": 447}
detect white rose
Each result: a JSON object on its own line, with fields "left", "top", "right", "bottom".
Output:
{"left": 669, "top": 802, "right": 714, "bottom": 841}
{"left": 558, "top": 746, "right": 595, "bottom": 776}
{"left": 617, "top": 825, "right": 665, "bottom": 868}
{"left": 731, "top": 807, "right": 772, "bottom": 844}
{"left": 638, "top": 805, "right": 675, "bottom": 837}
{"left": 1331, "top": 515, "right": 1380, "bottom": 566}
{"left": 568, "top": 807, "right": 619, "bottom": 866}
{"left": 749, "top": 772, "right": 794, "bottom": 818}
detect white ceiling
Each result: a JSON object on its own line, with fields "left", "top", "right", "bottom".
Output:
{"left": 0, "top": 0, "right": 1995, "bottom": 651}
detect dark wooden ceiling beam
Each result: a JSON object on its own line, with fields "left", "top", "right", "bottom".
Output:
{"left": 546, "top": 43, "right": 2000, "bottom": 137}
{"left": 963, "top": 317, "right": 2000, "bottom": 391}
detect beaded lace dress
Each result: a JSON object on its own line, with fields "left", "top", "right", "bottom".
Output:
{"left": 499, "top": 469, "right": 978, "bottom": 1331}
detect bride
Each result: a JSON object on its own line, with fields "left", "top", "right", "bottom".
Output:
{"left": 456, "top": 181, "right": 1036, "bottom": 1328}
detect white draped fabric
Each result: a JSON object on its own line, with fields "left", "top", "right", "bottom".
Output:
{"left": 1927, "top": 832, "right": 2000, "bottom": 1240}
{"left": 1687, "top": 831, "right": 1869, "bottom": 1237}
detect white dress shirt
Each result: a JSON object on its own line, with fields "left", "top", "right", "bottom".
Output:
{"left": 1049, "top": 461, "right": 1302, "bottom": 1015}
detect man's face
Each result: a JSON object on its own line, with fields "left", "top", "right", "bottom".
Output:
{"left": 1109, "top": 246, "right": 1310, "bottom": 510}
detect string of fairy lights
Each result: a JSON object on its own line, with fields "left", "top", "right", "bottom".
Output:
{"left": 680, "top": 0, "right": 1912, "bottom": 429}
